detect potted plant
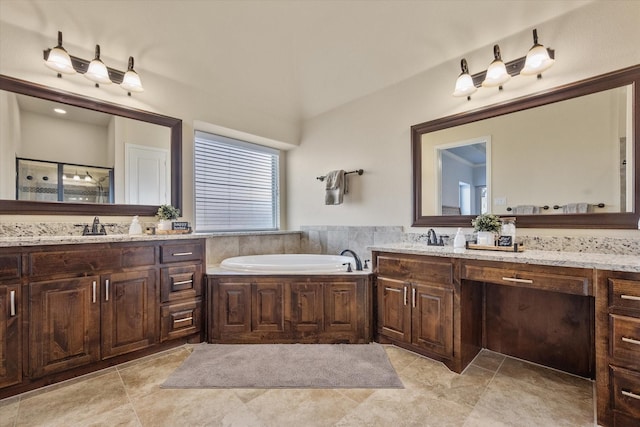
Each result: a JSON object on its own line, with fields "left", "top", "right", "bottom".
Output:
{"left": 472, "top": 213, "right": 501, "bottom": 246}
{"left": 156, "top": 204, "right": 180, "bottom": 231}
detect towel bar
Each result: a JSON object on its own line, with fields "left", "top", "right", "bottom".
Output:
{"left": 316, "top": 169, "right": 363, "bottom": 182}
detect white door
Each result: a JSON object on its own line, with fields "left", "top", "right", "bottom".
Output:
{"left": 125, "top": 143, "right": 170, "bottom": 205}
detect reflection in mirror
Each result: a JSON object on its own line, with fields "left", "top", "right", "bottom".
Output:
{"left": 434, "top": 140, "right": 489, "bottom": 216}
{"left": 0, "top": 75, "right": 182, "bottom": 216}
{"left": 412, "top": 65, "right": 639, "bottom": 229}
{"left": 1, "top": 92, "right": 171, "bottom": 205}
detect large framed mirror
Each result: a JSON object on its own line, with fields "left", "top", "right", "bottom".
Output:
{"left": 0, "top": 75, "right": 182, "bottom": 216}
{"left": 412, "top": 65, "right": 639, "bottom": 229}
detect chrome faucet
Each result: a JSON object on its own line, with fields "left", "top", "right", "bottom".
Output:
{"left": 340, "top": 249, "right": 363, "bottom": 271}
{"left": 426, "top": 228, "right": 444, "bottom": 246}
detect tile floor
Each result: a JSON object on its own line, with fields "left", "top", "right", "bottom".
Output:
{"left": 0, "top": 345, "right": 595, "bottom": 426}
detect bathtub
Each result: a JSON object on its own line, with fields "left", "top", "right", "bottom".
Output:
{"left": 219, "top": 254, "right": 357, "bottom": 274}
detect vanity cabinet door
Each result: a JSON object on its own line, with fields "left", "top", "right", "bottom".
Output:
{"left": 101, "top": 269, "right": 158, "bottom": 359}
{"left": 214, "top": 281, "right": 252, "bottom": 337}
{"left": 411, "top": 282, "right": 453, "bottom": 357}
{"left": 291, "top": 282, "right": 323, "bottom": 334}
{"left": 29, "top": 276, "right": 101, "bottom": 378}
{"left": 252, "top": 282, "right": 286, "bottom": 333}
{"left": 324, "top": 281, "right": 358, "bottom": 334}
{"left": 377, "top": 277, "right": 411, "bottom": 343}
{"left": 0, "top": 284, "right": 21, "bottom": 388}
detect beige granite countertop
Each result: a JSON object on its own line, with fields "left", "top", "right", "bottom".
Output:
{"left": 0, "top": 230, "right": 301, "bottom": 248}
{"left": 369, "top": 243, "right": 640, "bottom": 273}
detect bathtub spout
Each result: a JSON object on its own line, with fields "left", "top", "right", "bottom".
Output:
{"left": 340, "top": 249, "right": 363, "bottom": 271}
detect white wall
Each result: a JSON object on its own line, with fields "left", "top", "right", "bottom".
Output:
{"left": 287, "top": 1, "right": 640, "bottom": 233}
{"left": 0, "top": 91, "right": 20, "bottom": 199}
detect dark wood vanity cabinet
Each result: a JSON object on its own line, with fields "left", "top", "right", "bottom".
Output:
{"left": 0, "top": 250, "right": 22, "bottom": 388}
{"left": 374, "top": 253, "right": 460, "bottom": 369}
{"left": 159, "top": 241, "right": 204, "bottom": 342}
{"left": 596, "top": 270, "right": 640, "bottom": 427}
{"left": 0, "top": 238, "right": 205, "bottom": 399}
{"left": 208, "top": 275, "right": 371, "bottom": 344}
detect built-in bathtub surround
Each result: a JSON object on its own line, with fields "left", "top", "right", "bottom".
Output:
{"left": 300, "top": 225, "right": 404, "bottom": 261}
{"left": 205, "top": 232, "right": 301, "bottom": 265}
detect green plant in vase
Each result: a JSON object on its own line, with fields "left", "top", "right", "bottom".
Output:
{"left": 156, "top": 204, "right": 180, "bottom": 231}
{"left": 472, "top": 213, "right": 501, "bottom": 246}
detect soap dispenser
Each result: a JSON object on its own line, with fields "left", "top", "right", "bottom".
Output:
{"left": 129, "top": 216, "right": 142, "bottom": 235}
{"left": 453, "top": 228, "right": 466, "bottom": 253}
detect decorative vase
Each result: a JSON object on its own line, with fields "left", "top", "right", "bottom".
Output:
{"left": 477, "top": 231, "right": 495, "bottom": 246}
{"left": 157, "top": 220, "right": 172, "bottom": 231}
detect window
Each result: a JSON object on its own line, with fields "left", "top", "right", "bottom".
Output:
{"left": 194, "top": 131, "right": 280, "bottom": 232}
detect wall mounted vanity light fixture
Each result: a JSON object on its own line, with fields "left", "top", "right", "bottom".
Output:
{"left": 453, "top": 29, "right": 555, "bottom": 100}
{"left": 43, "top": 31, "right": 144, "bottom": 95}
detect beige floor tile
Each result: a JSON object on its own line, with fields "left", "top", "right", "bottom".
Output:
{"left": 463, "top": 358, "right": 594, "bottom": 427}
{"left": 399, "top": 356, "right": 494, "bottom": 408}
{"left": 383, "top": 345, "right": 421, "bottom": 373}
{"left": 130, "top": 388, "right": 256, "bottom": 426}
{"left": 14, "top": 371, "right": 130, "bottom": 427}
{"left": 246, "top": 388, "right": 359, "bottom": 427}
{"left": 118, "top": 347, "right": 191, "bottom": 399}
{"left": 233, "top": 388, "right": 270, "bottom": 404}
{"left": 76, "top": 403, "right": 141, "bottom": 427}
{"left": 336, "top": 388, "right": 377, "bottom": 404}
{"left": 0, "top": 397, "right": 19, "bottom": 427}
{"left": 337, "top": 387, "right": 472, "bottom": 426}
{"left": 469, "top": 349, "right": 505, "bottom": 373}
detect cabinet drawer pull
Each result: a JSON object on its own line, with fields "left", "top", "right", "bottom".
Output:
{"left": 621, "top": 294, "right": 640, "bottom": 301}
{"left": 10, "top": 290, "right": 16, "bottom": 317}
{"left": 501, "top": 277, "right": 534, "bottom": 284}
{"left": 172, "top": 252, "right": 193, "bottom": 256}
{"left": 403, "top": 286, "right": 408, "bottom": 306}
{"left": 92, "top": 281, "right": 97, "bottom": 303}
{"left": 412, "top": 287, "right": 416, "bottom": 308}
{"left": 105, "top": 279, "right": 110, "bottom": 302}
{"left": 173, "top": 279, "right": 193, "bottom": 286}
{"left": 622, "top": 336, "right": 640, "bottom": 346}
{"left": 174, "top": 316, "right": 194, "bottom": 324}
{"left": 621, "top": 390, "right": 640, "bottom": 401}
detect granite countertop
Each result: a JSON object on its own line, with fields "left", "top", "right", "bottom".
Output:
{"left": 369, "top": 243, "right": 640, "bottom": 273}
{"left": 0, "top": 230, "right": 301, "bottom": 248}
{"left": 0, "top": 233, "right": 205, "bottom": 247}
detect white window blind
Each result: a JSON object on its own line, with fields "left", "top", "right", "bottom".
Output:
{"left": 194, "top": 131, "right": 280, "bottom": 232}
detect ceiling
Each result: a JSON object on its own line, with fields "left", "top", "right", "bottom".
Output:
{"left": 0, "top": 0, "right": 592, "bottom": 124}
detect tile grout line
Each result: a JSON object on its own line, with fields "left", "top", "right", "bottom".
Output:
{"left": 115, "top": 366, "right": 143, "bottom": 427}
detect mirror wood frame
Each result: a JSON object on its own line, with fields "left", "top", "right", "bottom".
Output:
{"left": 412, "top": 65, "right": 640, "bottom": 229}
{"left": 0, "top": 74, "right": 182, "bottom": 216}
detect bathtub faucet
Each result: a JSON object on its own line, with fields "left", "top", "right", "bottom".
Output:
{"left": 340, "top": 249, "right": 363, "bottom": 271}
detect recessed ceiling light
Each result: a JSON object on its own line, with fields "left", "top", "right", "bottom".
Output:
{"left": 54, "top": 108, "right": 67, "bottom": 114}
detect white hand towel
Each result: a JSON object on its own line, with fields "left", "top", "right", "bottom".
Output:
{"left": 324, "top": 170, "right": 345, "bottom": 205}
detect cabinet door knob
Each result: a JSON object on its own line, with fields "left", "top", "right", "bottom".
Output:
{"left": 105, "top": 279, "right": 110, "bottom": 302}
{"left": 403, "top": 286, "right": 408, "bottom": 306}
{"left": 412, "top": 287, "right": 416, "bottom": 308}
{"left": 621, "top": 294, "right": 640, "bottom": 301}
{"left": 92, "top": 281, "right": 97, "bottom": 303}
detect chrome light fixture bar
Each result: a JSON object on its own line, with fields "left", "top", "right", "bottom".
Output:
{"left": 43, "top": 31, "right": 144, "bottom": 96}
{"left": 453, "top": 29, "right": 555, "bottom": 100}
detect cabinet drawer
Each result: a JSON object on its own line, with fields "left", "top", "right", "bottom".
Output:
{"left": 160, "top": 300, "right": 202, "bottom": 342}
{"left": 377, "top": 255, "right": 453, "bottom": 285}
{"left": 610, "top": 314, "right": 640, "bottom": 369}
{"left": 0, "top": 253, "right": 21, "bottom": 281}
{"left": 29, "top": 245, "right": 155, "bottom": 277}
{"left": 160, "top": 241, "right": 203, "bottom": 264}
{"left": 463, "top": 264, "right": 591, "bottom": 296}
{"left": 610, "top": 365, "right": 640, "bottom": 420}
{"left": 609, "top": 278, "right": 640, "bottom": 315}
{"left": 161, "top": 264, "right": 203, "bottom": 303}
